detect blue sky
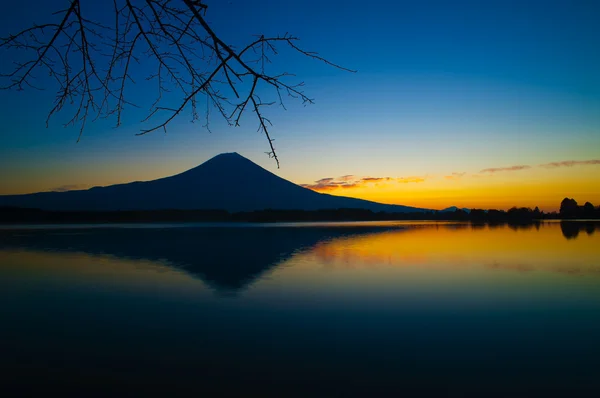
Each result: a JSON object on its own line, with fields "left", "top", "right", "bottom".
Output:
{"left": 0, "top": 0, "right": 599, "bottom": 209}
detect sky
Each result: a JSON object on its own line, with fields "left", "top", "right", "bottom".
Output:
{"left": 0, "top": 0, "right": 599, "bottom": 211}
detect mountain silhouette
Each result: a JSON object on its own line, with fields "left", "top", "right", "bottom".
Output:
{"left": 441, "top": 206, "right": 471, "bottom": 213}
{"left": 0, "top": 153, "right": 424, "bottom": 212}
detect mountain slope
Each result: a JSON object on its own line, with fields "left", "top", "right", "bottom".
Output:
{"left": 441, "top": 206, "right": 471, "bottom": 213}
{"left": 0, "top": 153, "right": 426, "bottom": 213}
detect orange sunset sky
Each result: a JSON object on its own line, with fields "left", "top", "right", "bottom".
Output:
{"left": 1, "top": 1, "right": 599, "bottom": 212}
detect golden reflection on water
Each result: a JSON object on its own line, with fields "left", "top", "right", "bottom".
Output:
{"left": 252, "top": 222, "right": 600, "bottom": 302}
{"left": 304, "top": 223, "right": 599, "bottom": 273}
{"left": 0, "top": 222, "right": 598, "bottom": 300}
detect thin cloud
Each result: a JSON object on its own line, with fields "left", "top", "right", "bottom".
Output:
{"left": 301, "top": 175, "right": 424, "bottom": 191}
{"left": 480, "top": 165, "right": 531, "bottom": 173}
{"left": 337, "top": 175, "right": 357, "bottom": 182}
{"left": 300, "top": 182, "right": 359, "bottom": 191}
{"left": 444, "top": 172, "right": 466, "bottom": 180}
{"left": 362, "top": 177, "right": 392, "bottom": 182}
{"left": 315, "top": 178, "right": 334, "bottom": 184}
{"left": 396, "top": 177, "right": 425, "bottom": 183}
{"left": 300, "top": 176, "right": 360, "bottom": 191}
{"left": 49, "top": 184, "right": 89, "bottom": 192}
{"left": 539, "top": 159, "right": 600, "bottom": 168}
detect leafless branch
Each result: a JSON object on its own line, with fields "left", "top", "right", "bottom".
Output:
{"left": 0, "top": 0, "right": 355, "bottom": 167}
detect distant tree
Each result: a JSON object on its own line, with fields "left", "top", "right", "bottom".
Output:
{"left": 0, "top": 1, "right": 354, "bottom": 167}
{"left": 559, "top": 198, "right": 579, "bottom": 219}
{"left": 583, "top": 202, "right": 595, "bottom": 218}
{"left": 486, "top": 209, "right": 506, "bottom": 223}
{"left": 469, "top": 209, "right": 487, "bottom": 222}
{"left": 452, "top": 209, "right": 469, "bottom": 221}
{"left": 507, "top": 207, "right": 534, "bottom": 223}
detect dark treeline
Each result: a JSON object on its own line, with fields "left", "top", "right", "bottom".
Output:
{"left": 558, "top": 198, "right": 600, "bottom": 219}
{"left": 1, "top": 198, "right": 599, "bottom": 224}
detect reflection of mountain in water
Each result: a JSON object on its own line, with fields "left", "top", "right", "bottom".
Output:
{"left": 0, "top": 225, "right": 396, "bottom": 293}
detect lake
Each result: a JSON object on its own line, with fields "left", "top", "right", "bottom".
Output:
{"left": 1, "top": 221, "right": 599, "bottom": 397}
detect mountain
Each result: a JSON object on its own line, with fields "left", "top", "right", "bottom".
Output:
{"left": 441, "top": 206, "right": 471, "bottom": 213}
{"left": 0, "top": 152, "right": 426, "bottom": 213}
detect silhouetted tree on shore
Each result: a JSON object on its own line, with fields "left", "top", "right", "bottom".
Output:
{"left": 560, "top": 198, "right": 580, "bottom": 218}
{"left": 583, "top": 202, "right": 595, "bottom": 218}
{"left": 559, "top": 198, "right": 599, "bottom": 219}
{"left": 2, "top": 198, "right": 599, "bottom": 224}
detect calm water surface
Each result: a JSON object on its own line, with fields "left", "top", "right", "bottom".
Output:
{"left": 1, "top": 221, "right": 599, "bottom": 397}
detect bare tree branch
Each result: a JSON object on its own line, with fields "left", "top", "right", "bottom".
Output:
{"left": 0, "top": 0, "right": 356, "bottom": 167}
